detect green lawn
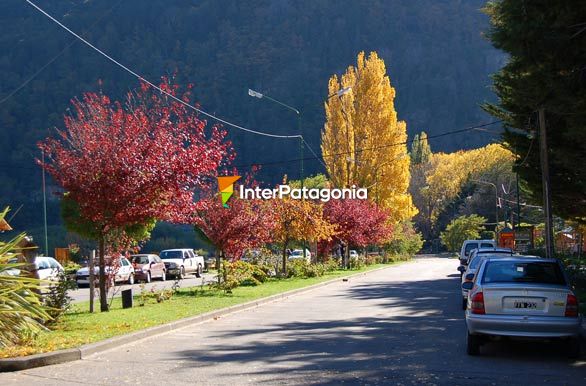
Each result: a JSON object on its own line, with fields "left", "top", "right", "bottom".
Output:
{"left": 1, "top": 263, "right": 395, "bottom": 358}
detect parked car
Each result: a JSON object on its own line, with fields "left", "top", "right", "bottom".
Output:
{"left": 459, "top": 239, "right": 496, "bottom": 265}
{"left": 131, "top": 254, "right": 166, "bottom": 282}
{"left": 457, "top": 247, "right": 514, "bottom": 278}
{"left": 288, "top": 249, "right": 311, "bottom": 261}
{"left": 160, "top": 249, "right": 204, "bottom": 279}
{"left": 349, "top": 250, "right": 359, "bottom": 258}
{"left": 75, "top": 256, "right": 135, "bottom": 287}
{"left": 460, "top": 249, "right": 517, "bottom": 310}
{"left": 463, "top": 257, "right": 582, "bottom": 357}
{"left": 5, "top": 256, "right": 64, "bottom": 283}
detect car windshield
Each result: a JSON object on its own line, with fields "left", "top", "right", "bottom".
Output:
{"left": 160, "top": 251, "right": 182, "bottom": 259}
{"left": 482, "top": 261, "right": 566, "bottom": 285}
{"left": 132, "top": 256, "right": 149, "bottom": 264}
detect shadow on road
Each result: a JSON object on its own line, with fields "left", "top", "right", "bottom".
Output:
{"left": 170, "top": 270, "right": 585, "bottom": 384}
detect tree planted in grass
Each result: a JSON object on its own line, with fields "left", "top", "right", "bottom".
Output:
{"left": 38, "top": 78, "right": 231, "bottom": 311}
{"left": 440, "top": 215, "right": 487, "bottom": 253}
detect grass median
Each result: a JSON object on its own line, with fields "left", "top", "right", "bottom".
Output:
{"left": 1, "top": 262, "right": 400, "bottom": 358}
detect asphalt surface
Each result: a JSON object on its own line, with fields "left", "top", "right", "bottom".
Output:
{"left": 69, "top": 273, "right": 216, "bottom": 303}
{"left": 2, "top": 256, "right": 585, "bottom": 385}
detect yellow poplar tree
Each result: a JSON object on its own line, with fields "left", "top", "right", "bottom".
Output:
{"left": 321, "top": 51, "right": 415, "bottom": 222}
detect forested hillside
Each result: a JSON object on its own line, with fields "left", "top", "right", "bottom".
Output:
{"left": 0, "top": 0, "right": 503, "bottom": 247}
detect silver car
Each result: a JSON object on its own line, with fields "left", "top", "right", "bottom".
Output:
{"left": 464, "top": 257, "right": 582, "bottom": 357}
{"left": 460, "top": 249, "right": 516, "bottom": 310}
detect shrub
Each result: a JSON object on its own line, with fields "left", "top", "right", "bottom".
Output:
{"left": 287, "top": 259, "right": 329, "bottom": 278}
{"left": 214, "top": 260, "right": 269, "bottom": 293}
{"left": 385, "top": 222, "right": 424, "bottom": 257}
{"left": 43, "top": 271, "right": 77, "bottom": 325}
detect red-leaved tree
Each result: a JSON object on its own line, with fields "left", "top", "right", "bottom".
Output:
{"left": 323, "top": 199, "right": 392, "bottom": 266}
{"left": 38, "top": 78, "right": 232, "bottom": 311}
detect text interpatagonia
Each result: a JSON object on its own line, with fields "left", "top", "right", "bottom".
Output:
{"left": 239, "top": 185, "right": 368, "bottom": 202}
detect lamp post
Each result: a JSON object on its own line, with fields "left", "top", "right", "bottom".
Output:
{"left": 248, "top": 89, "right": 306, "bottom": 259}
{"left": 473, "top": 179, "right": 499, "bottom": 232}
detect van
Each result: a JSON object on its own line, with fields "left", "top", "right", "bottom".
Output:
{"left": 459, "top": 240, "right": 496, "bottom": 265}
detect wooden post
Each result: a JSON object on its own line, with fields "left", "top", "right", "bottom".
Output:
{"left": 89, "top": 249, "right": 95, "bottom": 313}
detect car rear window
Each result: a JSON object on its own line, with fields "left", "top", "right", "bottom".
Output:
{"left": 482, "top": 261, "right": 566, "bottom": 285}
{"left": 132, "top": 256, "right": 149, "bottom": 264}
{"left": 480, "top": 243, "right": 494, "bottom": 248}
{"left": 160, "top": 251, "right": 182, "bottom": 259}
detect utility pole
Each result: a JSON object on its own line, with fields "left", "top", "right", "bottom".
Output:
{"left": 41, "top": 149, "right": 49, "bottom": 256}
{"left": 538, "top": 108, "right": 554, "bottom": 258}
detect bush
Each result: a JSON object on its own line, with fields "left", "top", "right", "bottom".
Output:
{"left": 287, "top": 259, "right": 330, "bottom": 278}
{"left": 214, "top": 260, "right": 269, "bottom": 293}
{"left": 385, "top": 222, "right": 424, "bottom": 256}
{"left": 43, "top": 271, "right": 77, "bottom": 325}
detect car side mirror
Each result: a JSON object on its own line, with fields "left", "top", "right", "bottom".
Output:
{"left": 462, "top": 282, "right": 474, "bottom": 290}
{"left": 465, "top": 273, "right": 475, "bottom": 281}
{"left": 457, "top": 266, "right": 465, "bottom": 273}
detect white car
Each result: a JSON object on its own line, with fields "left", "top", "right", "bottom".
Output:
{"left": 459, "top": 240, "right": 496, "bottom": 265}
{"left": 349, "top": 250, "right": 359, "bottom": 258}
{"left": 160, "top": 249, "right": 204, "bottom": 279}
{"left": 6, "top": 256, "right": 64, "bottom": 282}
{"left": 289, "top": 249, "right": 311, "bottom": 261}
{"left": 76, "top": 256, "right": 135, "bottom": 287}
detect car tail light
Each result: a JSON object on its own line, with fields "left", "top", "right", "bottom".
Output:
{"left": 565, "top": 294, "right": 578, "bottom": 317}
{"left": 470, "top": 292, "right": 485, "bottom": 314}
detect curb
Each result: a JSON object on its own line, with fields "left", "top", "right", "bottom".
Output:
{"left": 0, "top": 263, "right": 400, "bottom": 372}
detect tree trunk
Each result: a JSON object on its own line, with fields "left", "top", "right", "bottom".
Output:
{"left": 217, "top": 250, "right": 222, "bottom": 284}
{"left": 98, "top": 233, "right": 108, "bottom": 312}
{"left": 281, "top": 240, "right": 289, "bottom": 276}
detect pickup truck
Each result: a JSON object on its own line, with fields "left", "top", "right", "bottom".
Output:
{"left": 159, "top": 249, "right": 204, "bottom": 279}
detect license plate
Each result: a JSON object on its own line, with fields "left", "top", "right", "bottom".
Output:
{"left": 514, "top": 301, "right": 537, "bottom": 309}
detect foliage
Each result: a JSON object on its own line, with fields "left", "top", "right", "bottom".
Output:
{"left": 410, "top": 131, "right": 432, "bottom": 165}
{"left": 411, "top": 143, "right": 514, "bottom": 238}
{"left": 38, "top": 77, "right": 231, "bottom": 311}
{"left": 323, "top": 199, "right": 392, "bottom": 249}
{"left": 0, "top": 209, "right": 51, "bottom": 347}
{"left": 385, "top": 222, "right": 423, "bottom": 257}
{"left": 440, "top": 215, "right": 487, "bottom": 252}
{"left": 194, "top": 195, "right": 274, "bottom": 260}
{"left": 321, "top": 51, "right": 416, "bottom": 222}
{"left": 270, "top": 197, "right": 336, "bottom": 273}
{"left": 288, "top": 174, "right": 329, "bottom": 189}
{"left": 43, "top": 271, "right": 77, "bottom": 325}
{"left": 483, "top": 0, "right": 586, "bottom": 222}
{"left": 62, "top": 262, "right": 81, "bottom": 277}
{"left": 214, "top": 261, "right": 268, "bottom": 293}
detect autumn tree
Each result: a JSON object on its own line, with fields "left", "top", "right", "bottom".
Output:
{"left": 271, "top": 198, "right": 335, "bottom": 274}
{"left": 194, "top": 195, "right": 274, "bottom": 268}
{"left": 323, "top": 199, "right": 392, "bottom": 267}
{"left": 321, "top": 51, "right": 415, "bottom": 222}
{"left": 440, "top": 215, "right": 487, "bottom": 252}
{"left": 38, "top": 79, "right": 231, "bottom": 311}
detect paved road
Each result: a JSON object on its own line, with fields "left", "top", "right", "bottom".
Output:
{"left": 2, "top": 257, "right": 585, "bottom": 385}
{"left": 69, "top": 273, "right": 216, "bottom": 303}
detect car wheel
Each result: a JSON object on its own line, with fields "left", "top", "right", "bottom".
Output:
{"left": 178, "top": 267, "right": 185, "bottom": 280}
{"left": 145, "top": 271, "right": 151, "bottom": 283}
{"left": 568, "top": 337, "right": 581, "bottom": 359}
{"left": 466, "top": 332, "right": 481, "bottom": 356}
{"left": 128, "top": 273, "right": 135, "bottom": 285}
{"left": 161, "top": 270, "right": 166, "bottom": 281}
{"left": 196, "top": 264, "right": 202, "bottom": 278}
{"left": 462, "top": 298, "right": 467, "bottom": 310}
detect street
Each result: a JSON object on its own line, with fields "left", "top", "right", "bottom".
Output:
{"left": 69, "top": 273, "right": 216, "bottom": 303}
{"left": 2, "top": 257, "right": 585, "bottom": 385}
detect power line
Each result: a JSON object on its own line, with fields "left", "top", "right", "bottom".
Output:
{"left": 24, "top": 0, "right": 302, "bottom": 140}
{"left": 0, "top": 0, "right": 124, "bottom": 105}
{"left": 234, "top": 120, "right": 503, "bottom": 170}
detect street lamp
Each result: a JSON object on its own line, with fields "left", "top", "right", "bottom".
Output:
{"left": 248, "top": 88, "right": 306, "bottom": 258}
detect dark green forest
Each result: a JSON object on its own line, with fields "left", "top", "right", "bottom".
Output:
{"left": 0, "top": 0, "right": 503, "bottom": 252}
